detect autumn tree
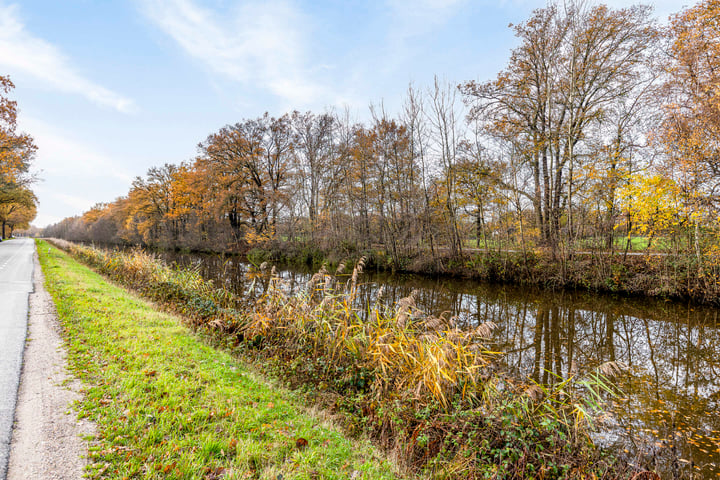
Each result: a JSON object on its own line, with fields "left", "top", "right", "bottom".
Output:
{"left": 462, "top": 3, "right": 659, "bottom": 251}
{"left": 617, "top": 173, "right": 687, "bottom": 252}
{"left": 658, "top": 0, "right": 720, "bottom": 263}
{"left": 125, "top": 164, "right": 184, "bottom": 245}
{"left": 196, "top": 114, "right": 294, "bottom": 248}
{"left": 260, "top": 114, "right": 293, "bottom": 232}
{"left": 0, "top": 75, "right": 36, "bottom": 236}
{"left": 346, "top": 124, "right": 376, "bottom": 248}
{"left": 291, "top": 111, "right": 338, "bottom": 242}
{"left": 401, "top": 85, "right": 447, "bottom": 260}
{"left": 455, "top": 135, "right": 499, "bottom": 251}
{"left": 376, "top": 116, "right": 419, "bottom": 261}
{"left": 0, "top": 184, "right": 36, "bottom": 239}
{"left": 428, "top": 78, "right": 465, "bottom": 257}
{"left": 347, "top": 112, "right": 422, "bottom": 263}
{"left": 580, "top": 74, "right": 661, "bottom": 250}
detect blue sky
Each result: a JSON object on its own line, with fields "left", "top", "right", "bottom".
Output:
{"left": 0, "top": 0, "right": 688, "bottom": 227}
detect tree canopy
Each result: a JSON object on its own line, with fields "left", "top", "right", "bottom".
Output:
{"left": 0, "top": 75, "right": 37, "bottom": 238}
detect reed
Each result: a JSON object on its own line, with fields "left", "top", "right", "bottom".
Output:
{"left": 240, "top": 259, "right": 631, "bottom": 478}
{"left": 49, "top": 240, "right": 636, "bottom": 478}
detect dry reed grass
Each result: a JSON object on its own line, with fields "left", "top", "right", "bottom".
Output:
{"left": 48, "top": 240, "right": 634, "bottom": 479}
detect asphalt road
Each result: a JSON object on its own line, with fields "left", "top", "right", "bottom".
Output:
{"left": 0, "top": 238, "right": 34, "bottom": 480}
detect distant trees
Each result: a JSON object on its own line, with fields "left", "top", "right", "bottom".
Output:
{"left": 0, "top": 75, "right": 37, "bottom": 238}
{"left": 43, "top": 1, "right": 720, "bottom": 275}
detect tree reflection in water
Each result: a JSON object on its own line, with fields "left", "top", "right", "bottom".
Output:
{"left": 160, "top": 251, "right": 720, "bottom": 477}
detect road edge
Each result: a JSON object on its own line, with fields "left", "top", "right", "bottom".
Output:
{"left": 6, "top": 248, "right": 95, "bottom": 479}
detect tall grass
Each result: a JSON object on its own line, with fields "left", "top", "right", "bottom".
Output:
{"left": 245, "top": 260, "right": 634, "bottom": 478}
{"left": 49, "top": 239, "right": 639, "bottom": 478}
{"left": 47, "top": 239, "right": 245, "bottom": 331}
{"left": 248, "top": 258, "right": 499, "bottom": 411}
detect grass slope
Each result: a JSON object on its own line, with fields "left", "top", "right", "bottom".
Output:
{"left": 37, "top": 240, "right": 399, "bottom": 480}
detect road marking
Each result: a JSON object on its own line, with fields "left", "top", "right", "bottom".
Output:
{"left": 0, "top": 242, "right": 30, "bottom": 273}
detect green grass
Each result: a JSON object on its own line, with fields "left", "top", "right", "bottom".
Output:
{"left": 612, "top": 236, "right": 684, "bottom": 251}
{"left": 37, "top": 240, "right": 399, "bottom": 480}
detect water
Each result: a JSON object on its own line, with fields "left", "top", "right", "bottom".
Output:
{"left": 158, "top": 250, "right": 720, "bottom": 476}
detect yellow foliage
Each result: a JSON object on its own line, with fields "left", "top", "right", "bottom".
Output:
{"left": 617, "top": 174, "right": 687, "bottom": 235}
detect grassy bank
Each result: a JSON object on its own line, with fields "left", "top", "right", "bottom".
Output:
{"left": 45, "top": 239, "right": 657, "bottom": 479}
{"left": 38, "top": 240, "right": 399, "bottom": 480}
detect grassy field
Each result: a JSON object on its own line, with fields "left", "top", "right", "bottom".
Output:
{"left": 460, "top": 236, "right": 677, "bottom": 253}
{"left": 37, "top": 240, "right": 399, "bottom": 480}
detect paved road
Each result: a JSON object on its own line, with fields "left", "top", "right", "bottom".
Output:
{"left": 0, "top": 239, "right": 34, "bottom": 480}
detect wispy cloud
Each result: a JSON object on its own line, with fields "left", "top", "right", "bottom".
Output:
{"left": 21, "top": 116, "right": 133, "bottom": 184}
{"left": 386, "top": 0, "right": 467, "bottom": 37}
{"left": 140, "top": 0, "right": 323, "bottom": 107}
{"left": 54, "top": 193, "right": 98, "bottom": 212}
{"left": 0, "top": 3, "right": 136, "bottom": 113}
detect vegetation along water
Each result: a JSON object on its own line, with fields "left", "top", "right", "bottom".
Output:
{"left": 39, "top": 240, "right": 400, "bottom": 480}
{"left": 158, "top": 249, "right": 720, "bottom": 479}
{"left": 50, "top": 239, "right": 720, "bottom": 478}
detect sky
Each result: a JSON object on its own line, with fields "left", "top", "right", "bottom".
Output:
{"left": 0, "top": 0, "right": 691, "bottom": 227}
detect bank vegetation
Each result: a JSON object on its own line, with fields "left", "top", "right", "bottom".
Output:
{"left": 48, "top": 238, "right": 683, "bottom": 479}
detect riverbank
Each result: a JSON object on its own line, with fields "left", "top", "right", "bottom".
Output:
{"left": 37, "top": 240, "right": 399, "bottom": 479}
{"left": 46, "top": 238, "right": 677, "bottom": 479}
{"left": 77, "top": 238, "right": 720, "bottom": 306}
{"left": 247, "top": 242, "right": 720, "bottom": 306}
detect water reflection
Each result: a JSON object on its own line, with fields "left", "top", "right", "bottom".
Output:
{"left": 158, "top": 251, "right": 720, "bottom": 477}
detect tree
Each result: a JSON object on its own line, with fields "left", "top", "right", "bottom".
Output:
{"left": 350, "top": 113, "right": 421, "bottom": 263}
{"left": 617, "top": 173, "right": 687, "bottom": 250}
{"left": 291, "top": 111, "right": 337, "bottom": 242}
{"left": 196, "top": 115, "right": 295, "bottom": 248}
{"left": 0, "top": 76, "right": 35, "bottom": 185}
{"left": 658, "top": 0, "right": 720, "bottom": 263}
{"left": 462, "top": 3, "right": 659, "bottom": 251}
{"left": 126, "top": 164, "right": 185, "bottom": 245}
{"left": 0, "top": 184, "right": 36, "bottom": 239}
{"left": 580, "top": 72, "right": 661, "bottom": 250}
{"left": 0, "top": 75, "right": 36, "bottom": 234}
{"left": 347, "top": 124, "right": 377, "bottom": 248}
{"left": 5, "top": 200, "right": 37, "bottom": 237}
{"left": 455, "top": 138, "right": 498, "bottom": 251}
{"left": 428, "top": 77, "right": 465, "bottom": 257}
{"left": 260, "top": 114, "right": 293, "bottom": 232}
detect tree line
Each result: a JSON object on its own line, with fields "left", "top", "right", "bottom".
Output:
{"left": 0, "top": 75, "right": 36, "bottom": 239}
{"left": 44, "top": 1, "right": 720, "bottom": 271}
